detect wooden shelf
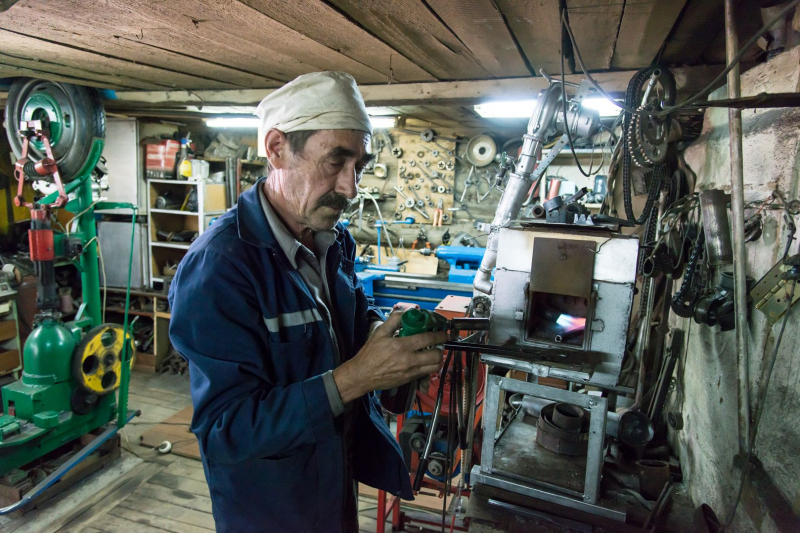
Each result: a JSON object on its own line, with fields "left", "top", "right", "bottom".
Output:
{"left": 155, "top": 311, "right": 172, "bottom": 319}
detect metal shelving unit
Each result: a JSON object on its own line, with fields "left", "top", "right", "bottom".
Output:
{"left": 146, "top": 179, "right": 228, "bottom": 286}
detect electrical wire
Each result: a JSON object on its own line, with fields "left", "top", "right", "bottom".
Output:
{"left": 559, "top": 36, "right": 601, "bottom": 178}
{"left": 65, "top": 199, "right": 102, "bottom": 236}
{"left": 561, "top": 0, "right": 800, "bottom": 117}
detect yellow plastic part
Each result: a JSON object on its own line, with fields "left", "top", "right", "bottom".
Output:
{"left": 74, "top": 324, "right": 135, "bottom": 395}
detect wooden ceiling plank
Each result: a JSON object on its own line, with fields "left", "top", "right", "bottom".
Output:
{"left": 0, "top": 64, "right": 127, "bottom": 90}
{"left": 660, "top": 0, "right": 724, "bottom": 65}
{"left": 328, "top": 0, "right": 490, "bottom": 80}
{"left": 1, "top": 1, "right": 277, "bottom": 88}
{"left": 236, "top": 0, "right": 433, "bottom": 82}
{"left": 0, "top": 53, "right": 165, "bottom": 90}
{"left": 610, "top": 0, "right": 689, "bottom": 69}
{"left": 109, "top": 66, "right": 720, "bottom": 107}
{"left": 425, "top": 0, "right": 531, "bottom": 77}
{"left": 494, "top": 0, "right": 563, "bottom": 76}
{"left": 6, "top": 0, "right": 372, "bottom": 85}
{"left": 0, "top": 29, "right": 240, "bottom": 90}
{"left": 0, "top": 4, "right": 280, "bottom": 88}
{"left": 117, "top": 0, "right": 390, "bottom": 84}
{"left": 566, "top": 0, "right": 625, "bottom": 71}
{"left": 389, "top": 106, "right": 462, "bottom": 128}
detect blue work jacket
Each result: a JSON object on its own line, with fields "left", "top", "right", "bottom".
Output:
{"left": 168, "top": 179, "right": 413, "bottom": 532}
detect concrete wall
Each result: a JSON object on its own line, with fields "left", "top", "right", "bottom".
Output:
{"left": 670, "top": 47, "right": 800, "bottom": 531}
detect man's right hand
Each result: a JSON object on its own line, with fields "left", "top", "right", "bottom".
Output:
{"left": 332, "top": 310, "right": 446, "bottom": 404}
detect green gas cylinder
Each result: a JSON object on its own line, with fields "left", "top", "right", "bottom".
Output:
{"left": 382, "top": 309, "right": 448, "bottom": 414}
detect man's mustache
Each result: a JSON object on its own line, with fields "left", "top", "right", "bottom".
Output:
{"left": 317, "top": 192, "right": 352, "bottom": 211}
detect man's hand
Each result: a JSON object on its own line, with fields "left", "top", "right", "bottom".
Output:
{"left": 333, "top": 310, "right": 446, "bottom": 404}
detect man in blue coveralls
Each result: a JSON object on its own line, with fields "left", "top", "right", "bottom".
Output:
{"left": 168, "top": 71, "right": 446, "bottom": 532}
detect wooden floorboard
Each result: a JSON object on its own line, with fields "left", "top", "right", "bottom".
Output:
{"left": 146, "top": 472, "right": 210, "bottom": 499}
{"left": 107, "top": 506, "right": 209, "bottom": 533}
{"left": 115, "top": 494, "right": 215, "bottom": 530}
{"left": 7, "top": 370, "right": 448, "bottom": 533}
{"left": 55, "top": 462, "right": 165, "bottom": 533}
{"left": 162, "top": 461, "right": 207, "bottom": 484}
{"left": 133, "top": 484, "right": 213, "bottom": 515}
{"left": 87, "top": 514, "right": 169, "bottom": 533}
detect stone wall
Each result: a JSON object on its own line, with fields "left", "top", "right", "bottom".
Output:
{"left": 671, "top": 47, "right": 800, "bottom": 531}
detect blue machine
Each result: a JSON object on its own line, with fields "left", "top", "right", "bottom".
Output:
{"left": 370, "top": 276, "right": 473, "bottom": 311}
{"left": 355, "top": 271, "right": 384, "bottom": 297}
{"left": 435, "top": 246, "right": 487, "bottom": 284}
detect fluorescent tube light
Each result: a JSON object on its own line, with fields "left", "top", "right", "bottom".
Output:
{"left": 581, "top": 96, "right": 622, "bottom": 117}
{"left": 206, "top": 117, "right": 260, "bottom": 128}
{"left": 474, "top": 99, "right": 538, "bottom": 118}
{"left": 370, "top": 116, "right": 396, "bottom": 129}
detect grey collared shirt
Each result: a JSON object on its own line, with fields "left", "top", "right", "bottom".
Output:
{"left": 258, "top": 187, "right": 346, "bottom": 416}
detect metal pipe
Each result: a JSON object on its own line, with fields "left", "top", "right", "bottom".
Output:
{"left": 473, "top": 84, "right": 562, "bottom": 294}
{"left": 726, "top": 0, "right": 750, "bottom": 453}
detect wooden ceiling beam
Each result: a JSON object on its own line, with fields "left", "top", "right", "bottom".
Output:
{"left": 0, "top": 2, "right": 280, "bottom": 89}
{"left": 3, "top": 0, "right": 386, "bottom": 86}
{"left": 327, "top": 0, "right": 490, "bottom": 80}
{"left": 611, "top": 0, "right": 689, "bottom": 69}
{"left": 660, "top": 0, "right": 725, "bottom": 65}
{"left": 0, "top": 30, "right": 240, "bottom": 90}
{"left": 565, "top": 0, "right": 624, "bottom": 71}
{"left": 424, "top": 0, "right": 531, "bottom": 77}
{"left": 107, "top": 66, "right": 722, "bottom": 108}
{"left": 132, "top": 0, "right": 391, "bottom": 83}
{"left": 0, "top": 4, "right": 281, "bottom": 87}
{"left": 0, "top": 54, "right": 164, "bottom": 90}
{"left": 0, "top": 64, "right": 128, "bottom": 90}
{"left": 235, "top": 0, "right": 433, "bottom": 83}
{"left": 494, "top": 0, "right": 563, "bottom": 75}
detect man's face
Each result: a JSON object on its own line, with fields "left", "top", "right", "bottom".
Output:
{"left": 268, "top": 129, "right": 374, "bottom": 232}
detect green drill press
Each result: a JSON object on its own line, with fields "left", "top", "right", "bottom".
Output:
{"left": 0, "top": 79, "right": 137, "bottom": 480}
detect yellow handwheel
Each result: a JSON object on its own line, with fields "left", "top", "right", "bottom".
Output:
{"left": 73, "top": 324, "right": 135, "bottom": 395}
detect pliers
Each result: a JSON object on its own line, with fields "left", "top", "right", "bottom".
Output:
{"left": 432, "top": 198, "right": 444, "bottom": 227}
{"left": 411, "top": 226, "right": 431, "bottom": 251}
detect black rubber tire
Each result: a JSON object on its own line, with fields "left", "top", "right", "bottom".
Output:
{"left": 4, "top": 78, "right": 105, "bottom": 182}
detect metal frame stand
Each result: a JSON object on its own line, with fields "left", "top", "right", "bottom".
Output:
{"left": 472, "top": 374, "right": 625, "bottom": 522}
{"left": 375, "top": 414, "right": 468, "bottom": 533}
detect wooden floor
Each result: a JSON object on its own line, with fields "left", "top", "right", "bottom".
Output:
{"left": 0, "top": 370, "right": 440, "bottom": 533}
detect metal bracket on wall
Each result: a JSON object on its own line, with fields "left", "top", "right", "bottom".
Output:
{"left": 750, "top": 260, "right": 800, "bottom": 325}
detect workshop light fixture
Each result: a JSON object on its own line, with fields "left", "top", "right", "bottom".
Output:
{"left": 474, "top": 99, "right": 538, "bottom": 118}
{"left": 370, "top": 116, "right": 396, "bottom": 129}
{"left": 205, "top": 117, "right": 261, "bottom": 129}
{"left": 475, "top": 96, "right": 623, "bottom": 118}
{"left": 580, "top": 96, "right": 623, "bottom": 117}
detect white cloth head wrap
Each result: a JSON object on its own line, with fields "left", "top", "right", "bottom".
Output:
{"left": 255, "top": 71, "right": 372, "bottom": 156}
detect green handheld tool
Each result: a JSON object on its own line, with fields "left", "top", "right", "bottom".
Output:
{"left": 381, "top": 309, "right": 448, "bottom": 414}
